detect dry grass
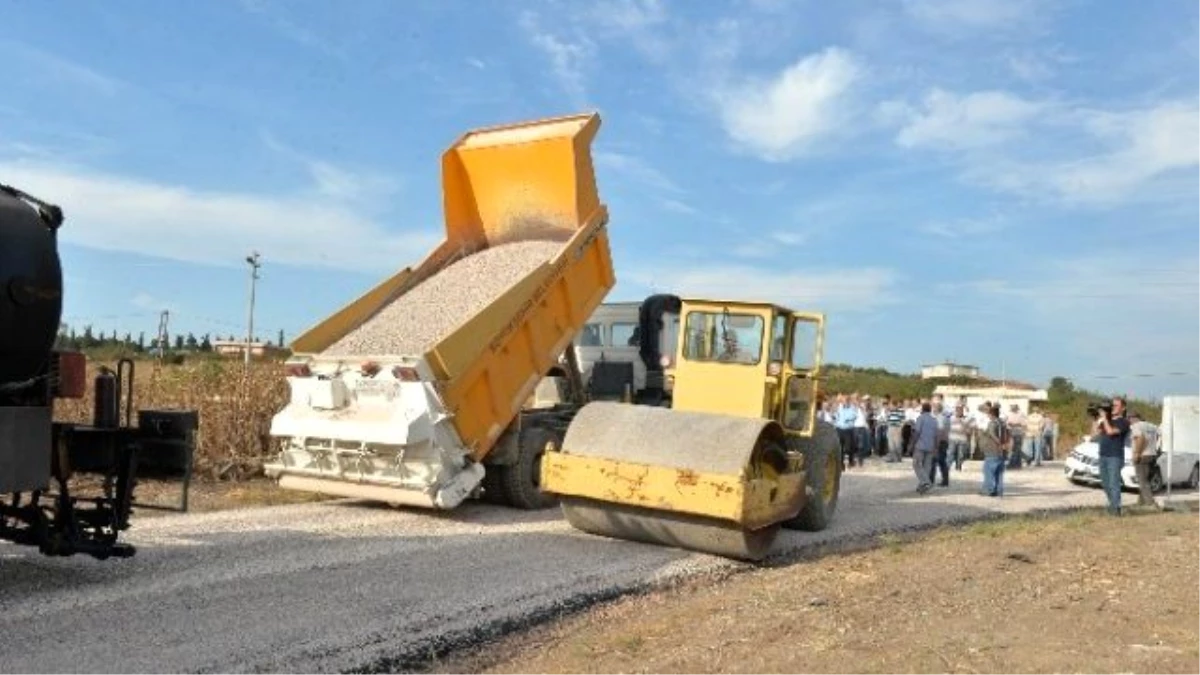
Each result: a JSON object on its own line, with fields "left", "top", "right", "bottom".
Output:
{"left": 436, "top": 508, "right": 1200, "bottom": 674}
{"left": 55, "top": 359, "right": 288, "bottom": 480}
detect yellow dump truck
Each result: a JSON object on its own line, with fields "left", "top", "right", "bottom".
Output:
{"left": 265, "top": 112, "right": 615, "bottom": 510}
{"left": 266, "top": 111, "right": 842, "bottom": 562}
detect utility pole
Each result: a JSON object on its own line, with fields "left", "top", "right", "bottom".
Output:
{"left": 156, "top": 310, "right": 170, "bottom": 362}
{"left": 244, "top": 251, "right": 262, "bottom": 367}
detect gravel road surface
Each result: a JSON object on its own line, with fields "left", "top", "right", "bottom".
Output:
{"left": 2, "top": 461, "right": 1194, "bottom": 673}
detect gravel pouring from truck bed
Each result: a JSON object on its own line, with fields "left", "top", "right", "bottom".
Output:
{"left": 3, "top": 462, "right": 1183, "bottom": 674}
{"left": 323, "top": 239, "right": 563, "bottom": 357}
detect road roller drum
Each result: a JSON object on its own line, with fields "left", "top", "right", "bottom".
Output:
{"left": 540, "top": 401, "right": 807, "bottom": 561}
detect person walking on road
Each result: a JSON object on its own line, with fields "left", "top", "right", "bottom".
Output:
{"left": 1005, "top": 404, "right": 1027, "bottom": 469}
{"left": 1025, "top": 406, "right": 1047, "bottom": 466}
{"left": 1094, "top": 397, "right": 1131, "bottom": 516}
{"left": 911, "top": 402, "right": 938, "bottom": 494}
{"left": 853, "top": 394, "right": 872, "bottom": 465}
{"left": 1129, "top": 410, "right": 1161, "bottom": 511}
{"left": 948, "top": 403, "right": 972, "bottom": 471}
{"left": 885, "top": 397, "right": 905, "bottom": 463}
{"left": 1042, "top": 413, "right": 1057, "bottom": 460}
{"left": 978, "top": 404, "right": 1006, "bottom": 497}
{"left": 835, "top": 394, "right": 860, "bottom": 469}
{"left": 929, "top": 401, "right": 951, "bottom": 487}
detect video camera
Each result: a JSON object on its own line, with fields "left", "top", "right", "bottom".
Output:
{"left": 1086, "top": 401, "right": 1114, "bottom": 419}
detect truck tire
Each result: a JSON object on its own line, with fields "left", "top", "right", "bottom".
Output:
{"left": 480, "top": 466, "right": 511, "bottom": 505}
{"left": 501, "top": 426, "right": 560, "bottom": 510}
{"left": 784, "top": 422, "right": 842, "bottom": 532}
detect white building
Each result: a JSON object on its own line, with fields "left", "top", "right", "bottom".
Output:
{"left": 921, "top": 362, "right": 981, "bottom": 379}
{"left": 933, "top": 383, "right": 1048, "bottom": 416}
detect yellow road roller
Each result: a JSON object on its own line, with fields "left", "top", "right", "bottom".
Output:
{"left": 541, "top": 296, "right": 842, "bottom": 561}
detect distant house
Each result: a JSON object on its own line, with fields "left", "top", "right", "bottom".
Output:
{"left": 211, "top": 340, "right": 283, "bottom": 359}
{"left": 934, "top": 382, "right": 1049, "bottom": 416}
{"left": 921, "top": 362, "right": 981, "bottom": 379}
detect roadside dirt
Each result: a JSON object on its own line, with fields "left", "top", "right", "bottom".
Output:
{"left": 435, "top": 508, "right": 1199, "bottom": 674}
{"left": 127, "top": 477, "right": 331, "bottom": 515}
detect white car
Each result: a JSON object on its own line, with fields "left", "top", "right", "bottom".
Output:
{"left": 1064, "top": 435, "right": 1200, "bottom": 493}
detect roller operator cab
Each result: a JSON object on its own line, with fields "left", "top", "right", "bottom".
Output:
{"left": 541, "top": 295, "right": 842, "bottom": 562}
{"left": 0, "top": 183, "right": 198, "bottom": 560}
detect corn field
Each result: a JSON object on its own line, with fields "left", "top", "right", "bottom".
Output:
{"left": 54, "top": 359, "right": 288, "bottom": 480}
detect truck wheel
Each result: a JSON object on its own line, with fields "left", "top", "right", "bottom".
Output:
{"left": 784, "top": 422, "right": 842, "bottom": 532}
{"left": 501, "top": 426, "right": 560, "bottom": 510}
{"left": 480, "top": 466, "right": 511, "bottom": 505}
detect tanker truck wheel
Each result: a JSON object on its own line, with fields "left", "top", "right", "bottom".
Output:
{"left": 784, "top": 421, "right": 842, "bottom": 532}
{"left": 501, "top": 426, "right": 560, "bottom": 510}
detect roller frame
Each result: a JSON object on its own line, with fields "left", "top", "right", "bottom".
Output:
{"left": 541, "top": 402, "right": 807, "bottom": 560}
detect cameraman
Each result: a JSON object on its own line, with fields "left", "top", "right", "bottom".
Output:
{"left": 1093, "top": 396, "right": 1131, "bottom": 516}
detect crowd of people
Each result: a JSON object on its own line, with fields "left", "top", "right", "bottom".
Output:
{"left": 818, "top": 392, "right": 1059, "bottom": 497}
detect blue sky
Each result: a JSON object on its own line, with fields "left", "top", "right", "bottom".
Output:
{"left": 3, "top": 0, "right": 1197, "bottom": 399}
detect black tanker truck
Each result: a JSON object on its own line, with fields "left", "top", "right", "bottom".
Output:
{"left": 1, "top": 182, "right": 197, "bottom": 560}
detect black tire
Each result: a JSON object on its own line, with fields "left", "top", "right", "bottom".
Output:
{"left": 500, "top": 425, "right": 560, "bottom": 510}
{"left": 1149, "top": 466, "right": 1166, "bottom": 494}
{"left": 1189, "top": 463, "right": 1199, "bottom": 491}
{"left": 785, "top": 422, "right": 842, "bottom": 531}
{"left": 479, "top": 465, "right": 511, "bottom": 505}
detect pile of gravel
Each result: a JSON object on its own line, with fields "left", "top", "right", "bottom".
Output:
{"left": 323, "top": 239, "right": 563, "bottom": 357}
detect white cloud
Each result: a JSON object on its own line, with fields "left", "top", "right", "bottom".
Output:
{"left": 729, "top": 229, "right": 815, "bottom": 259}
{"left": 625, "top": 263, "right": 900, "bottom": 313}
{"left": 594, "top": 150, "right": 683, "bottom": 195}
{"left": 658, "top": 198, "right": 698, "bottom": 215}
{"left": 1003, "top": 46, "right": 1076, "bottom": 82}
{"left": 581, "top": 0, "right": 672, "bottom": 62}
{"left": 261, "top": 132, "right": 400, "bottom": 203}
{"left": 519, "top": 11, "right": 595, "bottom": 105}
{"left": 239, "top": 0, "right": 346, "bottom": 60}
{"left": 889, "top": 88, "right": 1044, "bottom": 150}
{"left": 0, "top": 159, "right": 439, "bottom": 272}
{"left": 917, "top": 216, "right": 1006, "bottom": 239}
{"left": 131, "top": 291, "right": 178, "bottom": 313}
{"left": 587, "top": 0, "right": 667, "bottom": 32}
{"left": 711, "top": 47, "right": 862, "bottom": 161}
{"left": 888, "top": 88, "right": 1199, "bottom": 208}
{"left": 902, "top": 0, "right": 1039, "bottom": 32}
{"left": 1, "top": 41, "right": 124, "bottom": 97}
{"left": 1045, "top": 101, "right": 1200, "bottom": 205}
{"left": 964, "top": 253, "right": 1199, "bottom": 397}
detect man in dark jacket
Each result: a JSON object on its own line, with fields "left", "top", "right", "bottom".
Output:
{"left": 1094, "top": 397, "right": 1131, "bottom": 516}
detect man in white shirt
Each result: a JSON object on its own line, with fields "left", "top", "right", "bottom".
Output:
{"left": 1129, "top": 410, "right": 1162, "bottom": 510}
{"left": 1005, "top": 404, "right": 1027, "bottom": 469}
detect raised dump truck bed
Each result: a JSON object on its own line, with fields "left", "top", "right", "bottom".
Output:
{"left": 265, "top": 113, "right": 615, "bottom": 510}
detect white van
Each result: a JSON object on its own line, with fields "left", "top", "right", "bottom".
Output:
{"left": 1064, "top": 395, "right": 1200, "bottom": 492}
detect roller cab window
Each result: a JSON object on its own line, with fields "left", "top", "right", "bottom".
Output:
{"left": 784, "top": 314, "right": 824, "bottom": 433}
{"left": 789, "top": 315, "right": 822, "bottom": 372}
{"left": 682, "top": 311, "right": 764, "bottom": 365}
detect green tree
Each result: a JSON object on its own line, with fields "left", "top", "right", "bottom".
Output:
{"left": 186, "top": 332, "right": 198, "bottom": 350}
{"left": 200, "top": 334, "right": 213, "bottom": 351}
